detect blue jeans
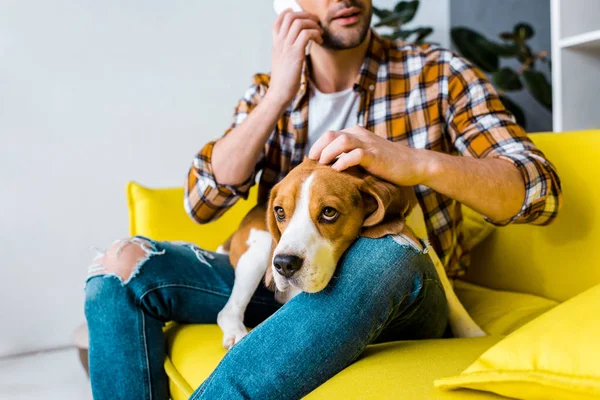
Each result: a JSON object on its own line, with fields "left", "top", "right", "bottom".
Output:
{"left": 85, "top": 235, "right": 448, "bottom": 400}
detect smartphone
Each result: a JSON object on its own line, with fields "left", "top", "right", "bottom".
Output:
{"left": 273, "top": 0, "right": 303, "bottom": 14}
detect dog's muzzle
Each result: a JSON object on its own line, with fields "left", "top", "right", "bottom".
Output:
{"left": 273, "top": 254, "right": 303, "bottom": 278}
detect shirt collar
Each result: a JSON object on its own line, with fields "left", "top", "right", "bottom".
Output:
{"left": 291, "top": 29, "right": 386, "bottom": 110}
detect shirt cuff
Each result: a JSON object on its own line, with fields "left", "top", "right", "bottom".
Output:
{"left": 195, "top": 141, "right": 255, "bottom": 200}
{"left": 483, "top": 153, "right": 546, "bottom": 226}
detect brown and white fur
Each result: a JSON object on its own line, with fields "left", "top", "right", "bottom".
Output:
{"left": 216, "top": 159, "right": 484, "bottom": 349}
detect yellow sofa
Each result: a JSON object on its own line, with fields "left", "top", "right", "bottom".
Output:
{"left": 127, "top": 130, "right": 600, "bottom": 399}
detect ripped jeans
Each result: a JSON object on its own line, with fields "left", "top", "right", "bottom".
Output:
{"left": 84, "top": 235, "right": 449, "bottom": 400}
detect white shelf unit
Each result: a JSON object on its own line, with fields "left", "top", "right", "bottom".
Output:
{"left": 551, "top": 0, "right": 600, "bottom": 132}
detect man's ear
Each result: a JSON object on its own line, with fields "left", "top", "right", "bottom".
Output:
{"left": 265, "top": 183, "right": 281, "bottom": 244}
{"left": 360, "top": 176, "right": 417, "bottom": 239}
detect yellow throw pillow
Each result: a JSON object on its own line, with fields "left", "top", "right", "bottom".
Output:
{"left": 127, "top": 181, "right": 258, "bottom": 251}
{"left": 435, "top": 283, "right": 600, "bottom": 400}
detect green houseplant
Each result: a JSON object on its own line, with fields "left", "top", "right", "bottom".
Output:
{"left": 372, "top": 1, "right": 552, "bottom": 129}
{"left": 372, "top": 0, "right": 433, "bottom": 44}
{"left": 451, "top": 24, "right": 552, "bottom": 128}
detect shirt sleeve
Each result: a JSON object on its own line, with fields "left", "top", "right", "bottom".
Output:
{"left": 184, "top": 74, "right": 269, "bottom": 224}
{"left": 444, "top": 54, "right": 562, "bottom": 226}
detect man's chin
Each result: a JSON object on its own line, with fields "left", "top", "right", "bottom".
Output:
{"left": 321, "top": 26, "right": 370, "bottom": 50}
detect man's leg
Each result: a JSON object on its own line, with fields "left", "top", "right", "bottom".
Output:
{"left": 192, "top": 236, "right": 449, "bottom": 400}
{"left": 84, "top": 237, "right": 281, "bottom": 400}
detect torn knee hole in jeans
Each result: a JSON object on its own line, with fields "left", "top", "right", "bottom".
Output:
{"left": 87, "top": 237, "right": 166, "bottom": 285}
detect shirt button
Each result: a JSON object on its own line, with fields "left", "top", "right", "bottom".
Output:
{"left": 369, "top": 84, "right": 375, "bottom": 91}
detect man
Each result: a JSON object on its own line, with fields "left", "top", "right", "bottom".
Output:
{"left": 84, "top": 1, "right": 562, "bottom": 399}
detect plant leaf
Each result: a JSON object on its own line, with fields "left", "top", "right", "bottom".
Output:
{"left": 499, "top": 31, "right": 516, "bottom": 41}
{"left": 514, "top": 23, "right": 535, "bottom": 40}
{"left": 388, "top": 27, "right": 433, "bottom": 43}
{"left": 373, "top": 13, "right": 404, "bottom": 28}
{"left": 523, "top": 70, "right": 552, "bottom": 110}
{"left": 484, "top": 42, "right": 520, "bottom": 57}
{"left": 372, "top": 6, "right": 392, "bottom": 19}
{"left": 393, "top": 0, "right": 420, "bottom": 24}
{"left": 451, "top": 27, "right": 499, "bottom": 73}
{"left": 499, "top": 95, "right": 527, "bottom": 128}
{"left": 492, "top": 67, "right": 523, "bottom": 91}
{"left": 414, "top": 27, "right": 433, "bottom": 43}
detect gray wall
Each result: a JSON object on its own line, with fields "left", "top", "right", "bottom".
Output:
{"left": 451, "top": 0, "right": 553, "bottom": 133}
{"left": 0, "top": 0, "right": 273, "bottom": 357}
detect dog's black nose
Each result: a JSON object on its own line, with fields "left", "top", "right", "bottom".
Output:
{"left": 273, "top": 254, "right": 303, "bottom": 278}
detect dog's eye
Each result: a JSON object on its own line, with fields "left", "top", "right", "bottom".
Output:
{"left": 274, "top": 206, "right": 286, "bottom": 222}
{"left": 320, "top": 207, "right": 340, "bottom": 223}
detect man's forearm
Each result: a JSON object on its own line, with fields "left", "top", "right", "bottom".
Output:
{"left": 212, "top": 94, "right": 287, "bottom": 186}
{"left": 420, "top": 151, "right": 525, "bottom": 223}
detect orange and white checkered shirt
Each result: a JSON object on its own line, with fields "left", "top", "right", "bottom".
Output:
{"left": 185, "top": 31, "right": 562, "bottom": 277}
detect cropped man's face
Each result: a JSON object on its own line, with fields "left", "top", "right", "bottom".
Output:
{"left": 299, "top": 0, "right": 372, "bottom": 50}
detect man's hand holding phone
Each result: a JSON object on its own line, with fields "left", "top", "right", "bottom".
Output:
{"left": 266, "top": 9, "right": 323, "bottom": 108}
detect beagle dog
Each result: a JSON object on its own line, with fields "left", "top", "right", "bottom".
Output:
{"left": 216, "top": 159, "right": 485, "bottom": 349}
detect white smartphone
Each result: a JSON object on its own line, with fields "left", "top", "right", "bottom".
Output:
{"left": 273, "top": 0, "right": 303, "bottom": 14}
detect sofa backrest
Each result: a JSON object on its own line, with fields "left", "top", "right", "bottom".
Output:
{"left": 465, "top": 130, "right": 600, "bottom": 302}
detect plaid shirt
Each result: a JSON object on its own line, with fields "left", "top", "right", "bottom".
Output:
{"left": 185, "top": 31, "right": 562, "bottom": 277}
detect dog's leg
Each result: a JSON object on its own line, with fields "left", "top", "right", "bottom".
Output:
{"left": 429, "top": 250, "right": 486, "bottom": 338}
{"left": 217, "top": 229, "right": 273, "bottom": 350}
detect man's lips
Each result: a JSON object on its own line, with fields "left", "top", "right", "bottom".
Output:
{"left": 331, "top": 7, "right": 361, "bottom": 26}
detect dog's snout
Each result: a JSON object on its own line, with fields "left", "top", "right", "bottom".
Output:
{"left": 273, "top": 254, "right": 303, "bottom": 278}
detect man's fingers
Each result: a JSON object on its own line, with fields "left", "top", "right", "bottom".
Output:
{"left": 272, "top": 8, "right": 292, "bottom": 34}
{"left": 287, "top": 19, "right": 322, "bottom": 45}
{"left": 278, "top": 12, "right": 320, "bottom": 37}
{"left": 331, "top": 148, "right": 366, "bottom": 171}
{"left": 308, "top": 130, "right": 341, "bottom": 160}
{"left": 319, "top": 134, "right": 362, "bottom": 165}
{"left": 294, "top": 29, "right": 323, "bottom": 48}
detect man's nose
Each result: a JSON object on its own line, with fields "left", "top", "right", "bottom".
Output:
{"left": 273, "top": 254, "right": 304, "bottom": 278}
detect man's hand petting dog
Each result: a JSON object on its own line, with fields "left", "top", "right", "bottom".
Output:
{"left": 308, "top": 126, "right": 435, "bottom": 187}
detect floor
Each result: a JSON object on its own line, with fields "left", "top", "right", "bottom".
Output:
{"left": 0, "top": 348, "right": 92, "bottom": 400}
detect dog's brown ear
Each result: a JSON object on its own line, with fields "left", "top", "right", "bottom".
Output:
{"left": 265, "top": 183, "right": 281, "bottom": 244}
{"left": 360, "top": 176, "right": 417, "bottom": 239}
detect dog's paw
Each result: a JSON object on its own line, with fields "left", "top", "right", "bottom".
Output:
{"left": 222, "top": 329, "right": 248, "bottom": 350}
{"left": 217, "top": 310, "right": 249, "bottom": 350}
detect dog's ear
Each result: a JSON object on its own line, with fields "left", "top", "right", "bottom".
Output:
{"left": 360, "top": 176, "right": 417, "bottom": 239}
{"left": 265, "top": 183, "right": 281, "bottom": 244}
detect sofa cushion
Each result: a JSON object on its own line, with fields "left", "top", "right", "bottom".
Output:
{"left": 454, "top": 280, "right": 558, "bottom": 336}
{"left": 164, "top": 324, "right": 506, "bottom": 399}
{"left": 127, "top": 182, "right": 258, "bottom": 251}
{"left": 436, "top": 283, "right": 600, "bottom": 400}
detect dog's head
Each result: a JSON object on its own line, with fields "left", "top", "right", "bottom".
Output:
{"left": 266, "top": 158, "right": 416, "bottom": 293}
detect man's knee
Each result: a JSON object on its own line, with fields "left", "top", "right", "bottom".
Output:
{"left": 87, "top": 237, "right": 165, "bottom": 285}
{"left": 338, "top": 236, "right": 425, "bottom": 286}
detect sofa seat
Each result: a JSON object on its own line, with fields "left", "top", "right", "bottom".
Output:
{"left": 164, "top": 281, "right": 558, "bottom": 399}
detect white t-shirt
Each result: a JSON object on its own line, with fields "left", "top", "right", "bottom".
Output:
{"left": 306, "top": 83, "right": 360, "bottom": 155}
